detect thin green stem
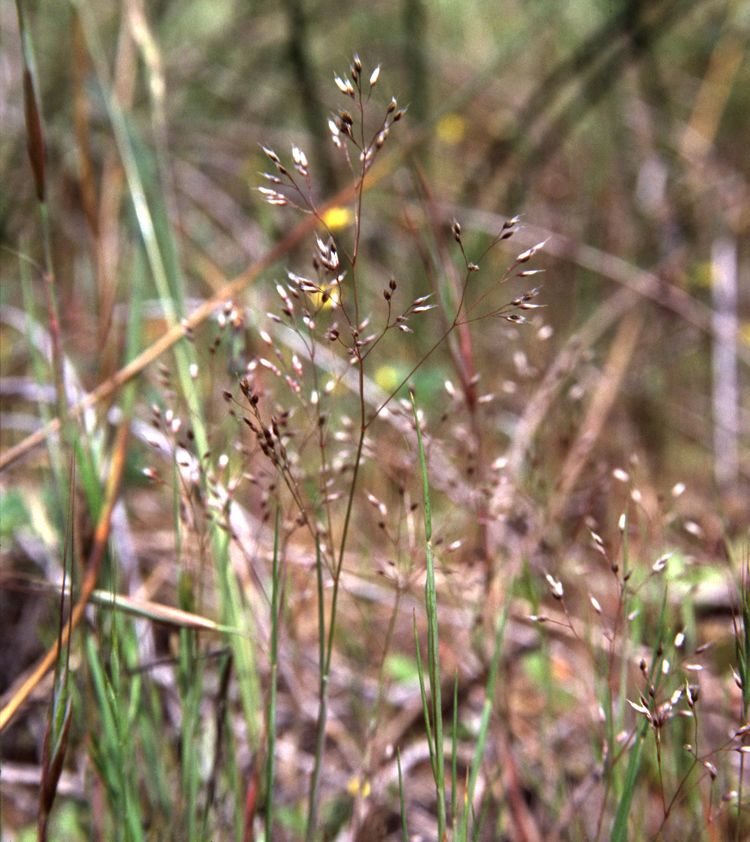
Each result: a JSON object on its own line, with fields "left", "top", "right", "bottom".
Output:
{"left": 265, "top": 509, "right": 281, "bottom": 842}
{"left": 412, "top": 391, "right": 446, "bottom": 838}
{"left": 306, "top": 539, "right": 327, "bottom": 842}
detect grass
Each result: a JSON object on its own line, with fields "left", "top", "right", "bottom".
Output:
{"left": 2, "top": 2, "right": 750, "bottom": 841}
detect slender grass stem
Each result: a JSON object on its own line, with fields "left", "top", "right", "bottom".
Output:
{"left": 265, "top": 510, "right": 281, "bottom": 842}
{"left": 306, "top": 539, "right": 327, "bottom": 842}
{"left": 412, "top": 391, "right": 446, "bottom": 838}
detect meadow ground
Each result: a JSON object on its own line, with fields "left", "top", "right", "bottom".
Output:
{"left": 1, "top": 2, "right": 749, "bottom": 840}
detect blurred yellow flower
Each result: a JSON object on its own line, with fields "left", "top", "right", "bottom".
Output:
{"left": 321, "top": 205, "right": 354, "bottom": 230}
{"left": 436, "top": 113, "right": 466, "bottom": 145}
{"left": 309, "top": 285, "right": 340, "bottom": 310}
{"left": 347, "top": 776, "right": 371, "bottom": 797}
{"left": 375, "top": 364, "right": 401, "bottom": 393}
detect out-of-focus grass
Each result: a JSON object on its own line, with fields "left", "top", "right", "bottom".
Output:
{"left": 2, "top": 1, "right": 749, "bottom": 841}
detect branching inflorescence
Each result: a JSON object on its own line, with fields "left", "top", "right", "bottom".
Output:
{"left": 244, "top": 56, "right": 547, "bottom": 553}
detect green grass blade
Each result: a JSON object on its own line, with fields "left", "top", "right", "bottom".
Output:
{"left": 397, "top": 749, "right": 409, "bottom": 842}
{"left": 411, "top": 391, "right": 446, "bottom": 838}
{"left": 610, "top": 718, "right": 648, "bottom": 842}
{"left": 414, "top": 610, "right": 436, "bottom": 777}
{"left": 85, "top": 629, "right": 145, "bottom": 842}
{"left": 611, "top": 589, "right": 670, "bottom": 842}
{"left": 460, "top": 587, "right": 512, "bottom": 842}
{"left": 452, "top": 669, "right": 459, "bottom": 828}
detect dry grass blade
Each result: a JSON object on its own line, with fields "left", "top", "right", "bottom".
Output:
{"left": 0, "top": 417, "right": 129, "bottom": 732}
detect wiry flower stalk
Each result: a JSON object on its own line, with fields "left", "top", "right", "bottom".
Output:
{"left": 253, "top": 56, "right": 544, "bottom": 839}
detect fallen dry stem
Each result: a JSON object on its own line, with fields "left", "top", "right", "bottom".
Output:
{"left": 548, "top": 308, "right": 645, "bottom": 522}
{"left": 0, "top": 155, "right": 400, "bottom": 473}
